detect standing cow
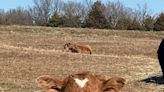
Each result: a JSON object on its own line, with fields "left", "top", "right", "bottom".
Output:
{"left": 157, "top": 39, "right": 164, "bottom": 77}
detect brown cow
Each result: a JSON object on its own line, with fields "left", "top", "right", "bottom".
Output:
{"left": 36, "top": 71, "right": 125, "bottom": 92}
{"left": 63, "top": 42, "right": 92, "bottom": 54}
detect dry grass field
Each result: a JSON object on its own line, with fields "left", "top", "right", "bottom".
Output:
{"left": 0, "top": 25, "right": 164, "bottom": 92}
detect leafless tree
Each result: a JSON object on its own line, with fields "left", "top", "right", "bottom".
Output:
{"left": 0, "top": 9, "right": 6, "bottom": 25}
{"left": 83, "top": 0, "right": 93, "bottom": 11}
{"left": 53, "top": 0, "right": 63, "bottom": 14}
{"left": 61, "top": 1, "right": 86, "bottom": 27}
{"left": 30, "top": 0, "right": 53, "bottom": 25}
{"left": 6, "top": 7, "right": 33, "bottom": 25}
{"left": 30, "top": 0, "right": 64, "bottom": 25}
{"left": 136, "top": 4, "right": 151, "bottom": 26}
{"left": 105, "top": 0, "right": 131, "bottom": 28}
{"left": 62, "top": 1, "right": 85, "bottom": 19}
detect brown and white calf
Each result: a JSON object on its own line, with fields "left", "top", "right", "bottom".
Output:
{"left": 63, "top": 42, "right": 92, "bottom": 54}
{"left": 36, "top": 71, "right": 125, "bottom": 92}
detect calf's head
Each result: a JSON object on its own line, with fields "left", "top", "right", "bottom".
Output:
{"left": 63, "top": 43, "right": 74, "bottom": 52}
{"left": 36, "top": 72, "right": 125, "bottom": 92}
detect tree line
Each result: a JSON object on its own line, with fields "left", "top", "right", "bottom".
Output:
{"left": 0, "top": 0, "right": 164, "bottom": 31}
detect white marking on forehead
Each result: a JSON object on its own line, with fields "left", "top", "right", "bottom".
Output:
{"left": 74, "top": 78, "right": 88, "bottom": 88}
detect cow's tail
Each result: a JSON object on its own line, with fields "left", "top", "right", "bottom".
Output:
{"left": 86, "top": 45, "right": 92, "bottom": 54}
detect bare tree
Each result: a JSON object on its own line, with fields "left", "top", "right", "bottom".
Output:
{"left": 6, "top": 7, "right": 33, "bottom": 25}
{"left": 83, "top": 0, "right": 94, "bottom": 19}
{"left": 30, "top": 0, "right": 64, "bottom": 25}
{"left": 105, "top": 0, "right": 130, "bottom": 28}
{"left": 61, "top": 1, "right": 86, "bottom": 27}
{"left": 138, "top": 4, "right": 151, "bottom": 26}
{"left": 83, "top": 0, "right": 93, "bottom": 11}
{"left": 53, "top": 0, "right": 63, "bottom": 14}
{"left": 0, "top": 9, "right": 6, "bottom": 25}
{"left": 30, "top": 0, "right": 53, "bottom": 25}
{"left": 62, "top": 1, "right": 85, "bottom": 19}
{"left": 129, "top": 4, "right": 152, "bottom": 30}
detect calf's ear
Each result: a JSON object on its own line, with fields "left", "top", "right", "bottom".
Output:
{"left": 36, "top": 75, "right": 63, "bottom": 91}
{"left": 95, "top": 75, "right": 106, "bottom": 82}
{"left": 102, "top": 77, "right": 125, "bottom": 92}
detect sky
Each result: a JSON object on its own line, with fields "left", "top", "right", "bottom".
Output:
{"left": 0, "top": 0, "right": 33, "bottom": 10}
{"left": 116, "top": 0, "right": 164, "bottom": 15}
{"left": 0, "top": 0, "right": 163, "bottom": 15}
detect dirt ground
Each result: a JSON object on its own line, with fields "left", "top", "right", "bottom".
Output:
{"left": 0, "top": 25, "right": 164, "bottom": 92}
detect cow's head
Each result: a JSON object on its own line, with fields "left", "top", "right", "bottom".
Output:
{"left": 63, "top": 43, "right": 72, "bottom": 52}
{"left": 36, "top": 71, "right": 125, "bottom": 92}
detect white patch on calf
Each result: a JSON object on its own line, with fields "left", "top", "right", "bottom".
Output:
{"left": 74, "top": 78, "right": 88, "bottom": 88}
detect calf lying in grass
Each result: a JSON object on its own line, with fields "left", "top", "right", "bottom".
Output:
{"left": 63, "top": 42, "right": 92, "bottom": 54}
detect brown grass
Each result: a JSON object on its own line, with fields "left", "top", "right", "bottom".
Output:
{"left": 0, "top": 25, "right": 164, "bottom": 92}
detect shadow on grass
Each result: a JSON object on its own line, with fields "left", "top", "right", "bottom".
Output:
{"left": 141, "top": 75, "right": 164, "bottom": 84}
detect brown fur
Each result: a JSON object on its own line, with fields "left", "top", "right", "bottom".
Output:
{"left": 61, "top": 71, "right": 102, "bottom": 92}
{"left": 36, "top": 75, "right": 63, "bottom": 92}
{"left": 36, "top": 71, "right": 125, "bottom": 92}
{"left": 102, "top": 77, "right": 126, "bottom": 92}
{"left": 63, "top": 43, "right": 92, "bottom": 54}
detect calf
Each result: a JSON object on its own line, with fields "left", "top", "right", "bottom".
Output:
{"left": 63, "top": 42, "right": 92, "bottom": 54}
{"left": 36, "top": 71, "right": 125, "bottom": 92}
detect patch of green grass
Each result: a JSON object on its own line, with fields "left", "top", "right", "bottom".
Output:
{"left": 0, "top": 82, "right": 19, "bottom": 91}
{"left": 0, "top": 82, "right": 38, "bottom": 92}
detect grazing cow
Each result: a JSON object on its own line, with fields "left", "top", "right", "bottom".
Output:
{"left": 36, "top": 71, "right": 125, "bottom": 92}
{"left": 63, "top": 42, "right": 92, "bottom": 54}
{"left": 157, "top": 39, "right": 164, "bottom": 77}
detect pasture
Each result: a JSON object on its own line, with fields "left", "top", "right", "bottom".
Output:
{"left": 0, "top": 25, "right": 164, "bottom": 92}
